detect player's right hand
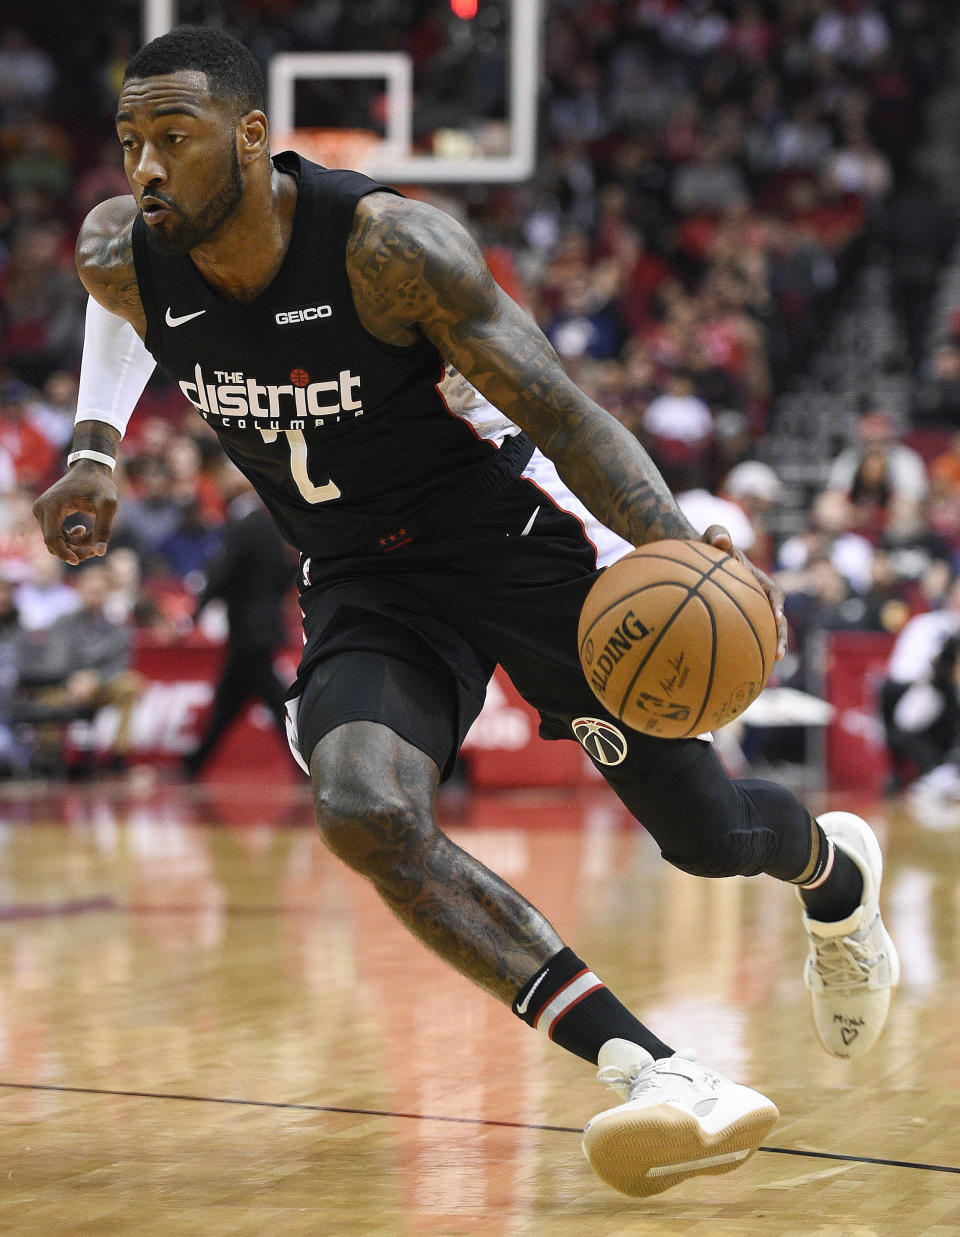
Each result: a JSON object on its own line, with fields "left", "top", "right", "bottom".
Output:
{"left": 32, "top": 462, "right": 118, "bottom": 566}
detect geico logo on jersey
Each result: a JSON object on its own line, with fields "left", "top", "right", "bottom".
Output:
{"left": 275, "top": 304, "right": 333, "bottom": 325}
{"left": 178, "top": 363, "right": 363, "bottom": 429}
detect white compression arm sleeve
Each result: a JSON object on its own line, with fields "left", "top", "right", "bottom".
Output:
{"left": 74, "top": 296, "right": 157, "bottom": 436}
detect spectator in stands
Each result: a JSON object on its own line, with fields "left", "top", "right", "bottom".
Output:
{"left": 0, "top": 380, "right": 56, "bottom": 490}
{"left": 617, "top": 340, "right": 660, "bottom": 438}
{"left": 846, "top": 444, "right": 894, "bottom": 541}
{"left": 0, "top": 27, "right": 57, "bottom": 117}
{"left": 889, "top": 633, "right": 960, "bottom": 795}
{"left": 29, "top": 369, "right": 78, "bottom": 452}
{"left": 924, "top": 433, "right": 960, "bottom": 556}
{"left": 157, "top": 497, "right": 222, "bottom": 586}
{"left": 0, "top": 221, "right": 85, "bottom": 381}
{"left": 914, "top": 343, "right": 960, "bottom": 430}
{"left": 639, "top": 368, "right": 714, "bottom": 486}
{"left": 811, "top": 0, "right": 891, "bottom": 69}
{"left": 13, "top": 563, "right": 144, "bottom": 773}
{"left": 130, "top": 415, "right": 175, "bottom": 469}
{"left": 827, "top": 409, "right": 928, "bottom": 507}
{"left": 675, "top": 464, "right": 757, "bottom": 554}
{"left": 0, "top": 576, "right": 27, "bottom": 775}
{"left": 545, "top": 270, "right": 625, "bottom": 363}
{"left": 14, "top": 545, "right": 77, "bottom": 631}
{"left": 110, "top": 459, "right": 183, "bottom": 569}
{"left": 2, "top": 115, "right": 71, "bottom": 204}
{"left": 879, "top": 570, "right": 960, "bottom": 786}
{"left": 823, "top": 121, "right": 894, "bottom": 204}
{"left": 609, "top": 225, "right": 672, "bottom": 339}
{"left": 780, "top": 552, "right": 888, "bottom": 697}
{"left": 722, "top": 460, "right": 782, "bottom": 573}
{"left": 861, "top": 548, "right": 912, "bottom": 635}
{"left": 773, "top": 100, "right": 834, "bottom": 173}
{"left": 671, "top": 136, "right": 750, "bottom": 216}
{"left": 74, "top": 139, "right": 132, "bottom": 220}
{"left": 0, "top": 489, "right": 46, "bottom": 584}
{"left": 879, "top": 570, "right": 960, "bottom": 792}
{"left": 165, "top": 433, "right": 224, "bottom": 522}
{"left": 777, "top": 489, "right": 876, "bottom": 595}
{"left": 880, "top": 494, "right": 955, "bottom": 598}
{"left": 786, "top": 555, "right": 887, "bottom": 637}
{"left": 102, "top": 547, "right": 165, "bottom": 632}
{"left": 102, "top": 548, "right": 143, "bottom": 626}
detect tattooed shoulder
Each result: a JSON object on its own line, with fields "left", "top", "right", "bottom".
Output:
{"left": 346, "top": 193, "right": 496, "bottom": 345}
{"left": 75, "top": 196, "right": 146, "bottom": 328}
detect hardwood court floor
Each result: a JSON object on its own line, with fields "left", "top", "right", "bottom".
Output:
{"left": 0, "top": 776, "right": 957, "bottom": 1235}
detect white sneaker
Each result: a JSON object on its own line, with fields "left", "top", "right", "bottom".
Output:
{"left": 582, "top": 1039, "right": 778, "bottom": 1198}
{"left": 801, "top": 811, "right": 900, "bottom": 1058}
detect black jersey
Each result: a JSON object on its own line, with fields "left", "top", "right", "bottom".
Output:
{"left": 131, "top": 152, "right": 533, "bottom": 560}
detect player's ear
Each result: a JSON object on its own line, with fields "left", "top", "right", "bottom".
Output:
{"left": 238, "top": 111, "right": 268, "bottom": 165}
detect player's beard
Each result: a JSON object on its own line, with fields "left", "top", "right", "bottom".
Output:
{"left": 144, "top": 141, "right": 244, "bottom": 256}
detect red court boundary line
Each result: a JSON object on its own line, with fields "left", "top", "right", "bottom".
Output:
{"left": 0, "top": 1081, "right": 957, "bottom": 1176}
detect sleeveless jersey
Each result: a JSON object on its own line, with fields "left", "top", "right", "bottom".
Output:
{"left": 131, "top": 151, "right": 533, "bottom": 561}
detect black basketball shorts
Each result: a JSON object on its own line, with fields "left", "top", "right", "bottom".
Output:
{"left": 284, "top": 454, "right": 715, "bottom": 792}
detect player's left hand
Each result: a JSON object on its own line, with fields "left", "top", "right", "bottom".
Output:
{"left": 701, "top": 524, "right": 787, "bottom": 661}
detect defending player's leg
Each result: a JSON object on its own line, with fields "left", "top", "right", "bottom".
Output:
{"left": 595, "top": 734, "right": 898, "bottom": 1059}
{"left": 304, "top": 713, "right": 776, "bottom": 1197}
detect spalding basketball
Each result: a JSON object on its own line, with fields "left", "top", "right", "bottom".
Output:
{"left": 578, "top": 540, "right": 777, "bottom": 739}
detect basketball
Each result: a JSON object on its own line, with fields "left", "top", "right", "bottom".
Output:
{"left": 578, "top": 540, "right": 777, "bottom": 739}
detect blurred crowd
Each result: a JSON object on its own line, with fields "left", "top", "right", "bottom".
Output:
{"left": 0, "top": 0, "right": 959, "bottom": 789}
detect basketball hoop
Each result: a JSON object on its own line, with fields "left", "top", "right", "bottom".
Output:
{"left": 273, "top": 128, "right": 385, "bottom": 174}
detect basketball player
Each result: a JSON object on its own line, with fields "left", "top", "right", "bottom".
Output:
{"left": 33, "top": 27, "right": 898, "bottom": 1198}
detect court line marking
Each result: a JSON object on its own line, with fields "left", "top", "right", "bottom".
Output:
{"left": 0, "top": 1081, "right": 957, "bottom": 1176}
{"left": 0, "top": 896, "right": 118, "bottom": 920}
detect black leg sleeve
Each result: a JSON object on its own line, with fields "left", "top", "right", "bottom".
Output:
{"left": 598, "top": 736, "right": 814, "bottom": 881}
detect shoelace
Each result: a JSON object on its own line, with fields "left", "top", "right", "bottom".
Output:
{"left": 813, "top": 932, "right": 876, "bottom": 987}
{"left": 598, "top": 1052, "right": 708, "bottom": 1106}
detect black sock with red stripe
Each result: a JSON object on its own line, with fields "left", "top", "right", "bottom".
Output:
{"left": 794, "top": 821, "right": 864, "bottom": 923}
{"left": 511, "top": 947, "right": 673, "bottom": 1065}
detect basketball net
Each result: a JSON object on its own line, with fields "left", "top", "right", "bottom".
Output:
{"left": 272, "top": 127, "right": 385, "bottom": 174}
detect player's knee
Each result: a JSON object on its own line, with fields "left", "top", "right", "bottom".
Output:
{"left": 661, "top": 827, "right": 780, "bottom": 879}
{"left": 311, "top": 766, "right": 434, "bottom": 880}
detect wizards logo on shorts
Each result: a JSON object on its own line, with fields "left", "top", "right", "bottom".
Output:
{"left": 572, "top": 717, "right": 628, "bottom": 766}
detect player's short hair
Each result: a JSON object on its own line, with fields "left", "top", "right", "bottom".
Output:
{"left": 124, "top": 25, "right": 266, "bottom": 119}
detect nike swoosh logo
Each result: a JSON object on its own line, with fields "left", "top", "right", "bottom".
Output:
{"left": 516, "top": 969, "right": 549, "bottom": 1016}
{"left": 165, "top": 307, "right": 207, "bottom": 328}
{"left": 520, "top": 506, "right": 540, "bottom": 537}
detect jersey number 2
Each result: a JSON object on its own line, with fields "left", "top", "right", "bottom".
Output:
{"left": 260, "top": 428, "right": 341, "bottom": 504}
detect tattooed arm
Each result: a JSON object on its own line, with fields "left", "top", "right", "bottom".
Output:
{"left": 348, "top": 193, "right": 698, "bottom": 546}
{"left": 33, "top": 198, "right": 151, "bottom": 564}
{"left": 75, "top": 196, "right": 148, "bottom": 334}
{"left": 348, "top": 194, "right": 786, "bottom": 652}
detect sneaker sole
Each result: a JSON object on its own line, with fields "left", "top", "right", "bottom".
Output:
{"left": 582, "top": 1100, "right": 779, "bottom": 1198}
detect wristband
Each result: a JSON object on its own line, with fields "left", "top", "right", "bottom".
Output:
{"left": 67, "top": 449, "right": 117, "bottom": 472}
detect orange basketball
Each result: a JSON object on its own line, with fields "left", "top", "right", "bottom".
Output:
{"left": 578, "top": 540, "right": 777, "bottom": 739}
